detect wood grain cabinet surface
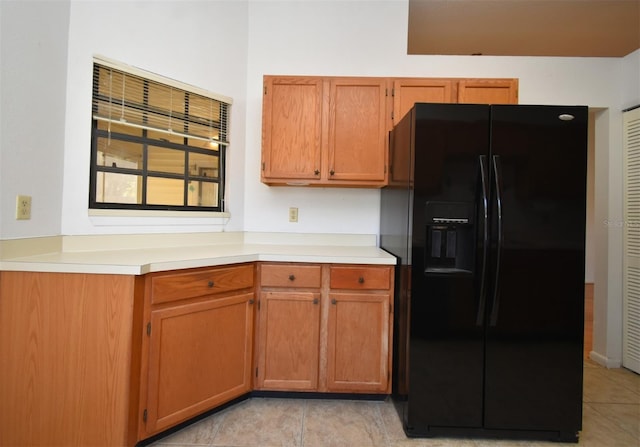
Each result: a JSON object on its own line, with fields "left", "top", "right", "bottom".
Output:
{"left": 0, "top": 261, "right": 393, "bottom": 446}
{"left": 262, "top": 76, "right": 390, "bottom": 187}
{"left": 261, "top": 77, "right": 324, "bottom": 184}
{"left": 392, "top": 77, "right": 519, "bottom": 124}
{"left": 327, "top": 78, "right": 389, "bottom": 185}
{"left": 392, "top": 78, "right": 456, "bottom": 124}
{"left": 0, "top": 271, "right": 145, "bottom": 447}
{"left": 140, "top": 264, "right": 255, "bottom": 438}
{"left": 262, "top": 75, "right": 518, "bottom": 188}
{"left": 327, "top": 266, "right": 392, "bottom": 393}
{"left": 255, "top": 263, "right": 322, "bottom": 391}
{"left": 456, "top": 78, "right": 519, "bottom": 105}
{"left": 255, "top": 263, "right": 394, "bottom": 394}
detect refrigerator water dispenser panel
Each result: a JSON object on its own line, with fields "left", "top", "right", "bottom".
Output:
{"left": 424, "top": 201, "right": 475, "bottom": 274}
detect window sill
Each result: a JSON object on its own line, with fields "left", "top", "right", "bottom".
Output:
{"left": 88, "top": 208, "right": 230, "bottom": 227}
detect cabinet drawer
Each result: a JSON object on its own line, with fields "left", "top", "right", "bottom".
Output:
{"left": 260, "top": 264, "right": 322, "bottom": 288}
{"left": 151, "top": 264, "right": 254, "bottom": 304}
{"left": 329, "top": 266, "right": 391, "bottom": 290}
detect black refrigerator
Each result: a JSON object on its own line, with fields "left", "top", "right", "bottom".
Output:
{"left": 380, "top": 103, "right": 587, "bottom": 442}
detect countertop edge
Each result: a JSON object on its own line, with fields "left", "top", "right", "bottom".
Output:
{"left": 0, "top": 244, "right": 396, "bottom": 275}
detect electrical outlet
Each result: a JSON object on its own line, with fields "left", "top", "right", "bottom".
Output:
{"left": 289, "top": 207, "right": 298, "bottom": 223}
{"left": 16, "top": 195, "right": 32, "bottom": 220}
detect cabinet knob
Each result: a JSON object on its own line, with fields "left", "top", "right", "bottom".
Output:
{"left": 249, "top": 299, "right": 255, "bottom": 305}
{"left": 288, "top": 274, "right": 296, "bottom": 281}
{"left": 314, "top": 169, "right": 320, "bottom": 176}
{"left": 331, "top": 298, "right": 337, "bottom": 305}
{"left": 313, "top": 298, "right": 319, "bottom": 305}
{"left": 358, "top": 276, "right": 365, "bottom": 284}
{"left": 208, "top": 280, "right": 214, "bottom": 288}
{"left": 329, "top": 169, "right": 335, "bottom": 176}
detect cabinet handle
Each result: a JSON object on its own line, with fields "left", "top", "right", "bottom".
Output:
{"left": 288, "top": 274, "right": 295, "bottom": 281}
{"left": 331, "top": 299, "right": 337, "bottom": 305}
{"left": 329, "top": 169, "right": 335, "bottom": 176}
{"left": 208, "top": 280, "right": 214, "bottom": 287}
{"left": 314, "top": 169, "right": 320, "bottom": 176}
{"left": 358, "top": 276, "right": 365, "bottom": 284}
{"left": 313, "top": 298, "right": 319, "bottom": 305}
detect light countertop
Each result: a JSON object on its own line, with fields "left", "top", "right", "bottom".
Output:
{"left": 0, "top": 232, "right": 396, "bottom": 275}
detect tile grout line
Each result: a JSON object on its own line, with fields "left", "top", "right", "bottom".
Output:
{"left": 375, "top": 400, "right": 392, "bottom": 447}
{"left": 299, "top": 399, "right": 308, "bottom": 447}
{"left": 208, "top": 404, "right": 225, "bottom": 447}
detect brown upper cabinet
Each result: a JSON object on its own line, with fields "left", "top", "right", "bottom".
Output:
{"left": 392, "top": 78, "right": 456, "bottom": 124}
{"left": 261, "top": 75, "right": 518, "bottom": 188}
{"left": 261, "top": 76, "right": 389, "bottom": 187}
{"left": 261, "top": 77, "right": 323, "bottom": 185}
{"left": 392, "top": 77, "right": 518, "bottom": 124}
{"left": 457, "top": 78, "right": 519, "bottom": 105}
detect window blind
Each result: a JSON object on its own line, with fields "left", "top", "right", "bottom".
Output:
{"left": 92, "top": 57, "right": 231, "bottom": 146}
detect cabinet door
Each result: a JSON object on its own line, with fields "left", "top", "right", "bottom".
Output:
{"left": 256, "top": 291, "right": 321, "bottom": 390}
{"left": 393, "top": 78, "right": 455, "bottom": 125}
{"left": 326, "top": 292, "right": 390, "bottom": 393}
{"left": 457, "top": 78, "right": 518, "bottom": 104}
{"left": 327, "top": 78, "right": 389, "bottom": 184}
{"left": 261, "top": 76, "right": 323, "bottom": 182}
{"left": 145, "top": 292, "right": 254, "bottom": 434}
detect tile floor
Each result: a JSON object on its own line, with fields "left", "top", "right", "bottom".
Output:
{"left": 149, "top": 360, "right": 639, "bottom": 447}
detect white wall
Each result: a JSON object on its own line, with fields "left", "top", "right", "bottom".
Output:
{"left": 621, "top": 49, "right": 640, "bottom": 111}
{"left": 0, "top": 0, "right": 69, "bottom": 239}
{"left": 585, "top": 113, "right": 595, "bottom": 284}
{"left": 60, "top": 0, "right": 249, "bottom": 235}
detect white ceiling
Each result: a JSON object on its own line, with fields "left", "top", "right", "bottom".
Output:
{"left": 408, "top": 0, "right": 640, "bottom": 57}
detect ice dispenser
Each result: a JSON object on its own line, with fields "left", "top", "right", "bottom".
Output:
{"left": 424, "top": 201, "right": 474, "bottom": 274}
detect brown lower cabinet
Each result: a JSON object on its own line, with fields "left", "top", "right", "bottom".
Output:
{"left": 255, "top": 263, "right": 323, "bottom": 390}
{"left": 327, "top": 266, "right": 392, "bottom": 393}
{"left": 0, "top": 271, "right": 145, "bottom": 447}
{"left": 145, "top": 293, "right": 255, "bottom": 434}
{"left": 0, "top": 261, "right": 393, "bottom": 447}
{"left": 255, "top": 263, "right": 393, "bottom": 394}
{"left": 140, "top": 264, "right": 255, "bottom": 438}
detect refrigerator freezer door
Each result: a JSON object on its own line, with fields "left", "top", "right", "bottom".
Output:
{"left": 484, "top": 105, "right": 587, "bottom": 439}
{"left": 406, "top": 103, "right": 490, "bottom": 433}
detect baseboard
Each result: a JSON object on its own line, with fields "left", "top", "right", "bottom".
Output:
{"left": 589, "top": 350, "right": 622, "bottom": 368}
{"left": 251, "top": 390, "right": 388, "bottom": 401}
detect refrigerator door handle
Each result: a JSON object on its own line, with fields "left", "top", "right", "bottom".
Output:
{"left": 476, "top": 155, "right": 490, "bottom": 326}
{"left": 489, "top": 155, "right": 504, "bottom": 327}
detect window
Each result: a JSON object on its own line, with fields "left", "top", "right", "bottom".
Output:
{"left": 89, "top": 57, "right": 231, "bottom": 212}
